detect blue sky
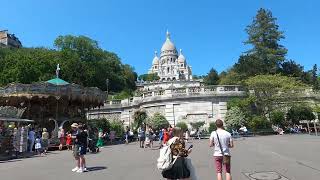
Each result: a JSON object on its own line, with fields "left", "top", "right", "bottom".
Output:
{"left": 1, "top": 0, "right": 319, "bottom": 76}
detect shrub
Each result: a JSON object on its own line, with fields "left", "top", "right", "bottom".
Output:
{"left": 147, "top": 113, "right": 169, "bottom": 130}
{"left": 176, "top": 122, "right": 188, "bottom": 131}
{"left": 88, "top": 118, "right": 110, "bottom": 133}
{"left": 190, "top": 121, "right": 205, "bottom": 131}
{"left": 270, "top": 110, "right": 286, "bottom": 127}
{"left": 248, "top": 115, "right": 271, "bottom": 131}
{"left": 208, "top": 122, "right": 216, "bottom": 133}
{"left": 225, "top": 107, "right": 246, "bottom": 129}
{"left": 110, "top": 120, "right": 124, "bottom": 137}
{"left": 287, "top": 105, "right": 315, "bottom": 124}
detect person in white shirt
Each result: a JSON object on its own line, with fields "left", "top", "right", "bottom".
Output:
{"left": 209, "top": 119, "right": 234, "bottom": 180}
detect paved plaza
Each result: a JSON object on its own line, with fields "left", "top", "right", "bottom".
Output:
{"left": 1, "top": 135, "right": 320, "bottom": 180}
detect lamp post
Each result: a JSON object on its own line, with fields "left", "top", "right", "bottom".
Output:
{"left": 106, "top": 79, "right": 109, "bottom": 101}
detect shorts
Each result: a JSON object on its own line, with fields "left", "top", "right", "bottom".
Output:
{"left": 214, "top": 156, "right": 231, "bottom": 173}
{"left": 79, "top": 145, "right": 87, "bottom": 156}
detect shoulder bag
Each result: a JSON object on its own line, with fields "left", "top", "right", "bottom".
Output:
{"left": 216, "top": 131, "right": 231, "bottom": 165}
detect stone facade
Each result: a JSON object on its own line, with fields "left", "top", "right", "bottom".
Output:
{"left": 0, "top": 30, "right": 22, "bottom": 48}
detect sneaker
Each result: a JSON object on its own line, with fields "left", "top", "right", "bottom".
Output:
{"left": 76, "top": 168, "right": 84, "bottom": 173}
{"left": 83, "top": 167, "right": 88, "bottom": 172}
{"left": 72, "top": 167, "right": 79, "bottom": 172}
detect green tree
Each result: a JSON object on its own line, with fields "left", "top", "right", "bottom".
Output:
{"left": 312, "top": 64, "right": 319, "bottom": 90}
{"left": 208, "top": 122, "right": 217, "bottom": 133}
{"left": 0, "top": 35, "right": 137, "bottom": 93}
{"left": 218, "top": 69, "right": 243, "bottom": 85}
{"left": 279, "top": 60, "right": 304, "bottom": 78}
{"left": 287, "top": 105, "right": 315, "bottom": 125}
{"left": 235, "top": 8, "right": 287, "bottom": 77}
{"left": 133, "top": 110, "right": 147, "bottom": 130}
{"left": 225, "top": 107, "right": 246, "bottom": 129}
{"left": 190, "top": 121, "right": 205, "bottom": 131}
{"left": 147, "top": 113, "right": 169, "bottom": 130}
{"left": 138, "top": 73, "right": 160, "bottom": 81}
{"left": 176, "top": 122, "right": 188, "bottom": 131}
{"left": 245, "top": 74, "right": 306, "bottom": 115}
{"left": 88, "top": 119, "right": 111, "bottom": 133}
{"left": 248, "top": 115, "right": 271, "bottom": 131}
{"left": 204, "top": 68, "right": 219, "bottom": 85}
{"left": 270, "top": 110, "right": 286, "bottom": 127}
{"left": 110, "top": 120, "right": 124, "bottom": 137}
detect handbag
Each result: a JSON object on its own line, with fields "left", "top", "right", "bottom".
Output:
{"left": 216, "top": 131, "right": 231, "bottom": 165}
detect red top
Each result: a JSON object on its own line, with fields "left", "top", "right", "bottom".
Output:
{"left": 163, "top": 131, "right": 169, "bottom": 144}
{"left": 66, "top": 134, "right": 72, "bottom": 145}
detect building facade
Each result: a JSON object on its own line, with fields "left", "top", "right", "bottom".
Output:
{"left": 0, "top": 30, "right": 22, "bottom": 48}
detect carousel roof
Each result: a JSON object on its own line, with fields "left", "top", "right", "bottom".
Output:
{"left": 46, "top": 78, "right": 70, "bottom": 86}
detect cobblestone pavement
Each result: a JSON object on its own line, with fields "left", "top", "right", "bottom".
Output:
{"left": 1, "top": 134, "right": 320, "bottom": 180}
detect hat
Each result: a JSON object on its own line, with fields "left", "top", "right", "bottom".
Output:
{"left": 71, "top": 123, "right": 78, "bottom": 128}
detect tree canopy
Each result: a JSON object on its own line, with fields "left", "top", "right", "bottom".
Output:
{"left": 0, "top": 35, "right": 137, "bottom": 93}
{"left": 204, "top": 68, "right": 219, "bottom": 85}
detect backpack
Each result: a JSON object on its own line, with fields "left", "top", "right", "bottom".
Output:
{"left": 157, "top": 137, "right": 178, "bottom": 171}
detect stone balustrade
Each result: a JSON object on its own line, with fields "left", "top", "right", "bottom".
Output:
{"left": 104, "top": 85, "right": 246, "bottom": 108}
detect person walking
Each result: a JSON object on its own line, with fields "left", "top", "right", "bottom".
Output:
{"left": 28, "top": 128, "right": 35, "bottom": 152}
{"left": 209, "top": 119, "right": 234, "bottom": 180}
{"left": 161, "top": 127, "right": 192, "bottom": 180}
{"left": 58, "top": 127, "right": 65, "bottom": 151}
{"left": 159, "top": 129, "right": 164, "bottom": 149}
{"left": 42, "top": 128, "right": 49, "bottom": 154}
{"left": 66, "top": 132, "right": 72, "bottom": 150}
{"left": 96, "top": 129, "right": 105, "bottom": 148}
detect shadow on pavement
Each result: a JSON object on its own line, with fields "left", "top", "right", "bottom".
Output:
{"left": 87, "top": 166, "right": 107, "bottom": 172}
{"left": 0, "top": 159, "right": 22, "bottom": 163}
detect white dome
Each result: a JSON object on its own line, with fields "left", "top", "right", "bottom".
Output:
{"left": 152, "top": 51, "right": 159, "bottom": 64}
{"left": 178, "top": 49, "right": 186, "bottom": 63}
{"left": 161, "top": 31, "right": 177, "bottom": 53}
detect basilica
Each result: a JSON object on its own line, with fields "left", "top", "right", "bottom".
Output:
{"left": 87, "top": 31, "right": 246, "bottom": 128}
{"left": 148, "top": 31, "right": 192, "bottom": 81}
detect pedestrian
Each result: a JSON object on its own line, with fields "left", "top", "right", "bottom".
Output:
{"left": 28, "top": 128, "right": 35, "bottom": 152}
{"left": 42, "top": 128, "right": 49, "bottom": 154}
{"left": 209, "top": 119, "right": 234, "bottom": 180}
{"left": 125, "top": 126, "right": 129, "bottom": 144}
{"left": 34, "top": 136, "right": 42, "bottom": 155}
{"left": 58, "top": 127, "right": 65, "bottom": 151}
{"left": 159, "top": 129, "right": 164, "bottom": 149}
{"left": 163, "top": 129, "right": 169, "bottom": 145}
{"left": 161, "top": 127, "right": 192, "bottom": 180}
{"left": 145, "top": 127, "right": 151, "bottom": 148}
{"left": 66, "top": 132, "right": 72, "bottom": 150}
{"left": 185, "top": 129, "right": 190, "bottom": 143}
{"left": 96, "top": 129, "right": 104, "bottom": 148}
{"left": 71, "top": 123, "right": 80, "bottom": 172}
{"left": 76, "top": 124, "right": 88, "bottom": 173}
{"left": 138, "top": 127, "right": 145, "bottom": 148}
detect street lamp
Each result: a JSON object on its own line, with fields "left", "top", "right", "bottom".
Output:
{"left": 106, "top": 79, "right": 109, "bottom": 99}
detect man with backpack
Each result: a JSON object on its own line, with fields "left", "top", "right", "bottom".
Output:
{"left": 209, "top": 119, "right": 234, "bottom": 180}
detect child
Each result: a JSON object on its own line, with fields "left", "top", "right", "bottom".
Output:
{"left": 34, "top": 136, "right": 42, "bottom": 155}
{"left": 66, "top": 132, "right": 72, "bottom": 150}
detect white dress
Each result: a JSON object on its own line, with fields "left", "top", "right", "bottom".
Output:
{"left": 35, "top": 138, "right": 42, "bottom": 149}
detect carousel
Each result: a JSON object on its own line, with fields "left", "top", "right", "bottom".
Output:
{"left": 0, "top": 64, "right": 106, "bottom": 151}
